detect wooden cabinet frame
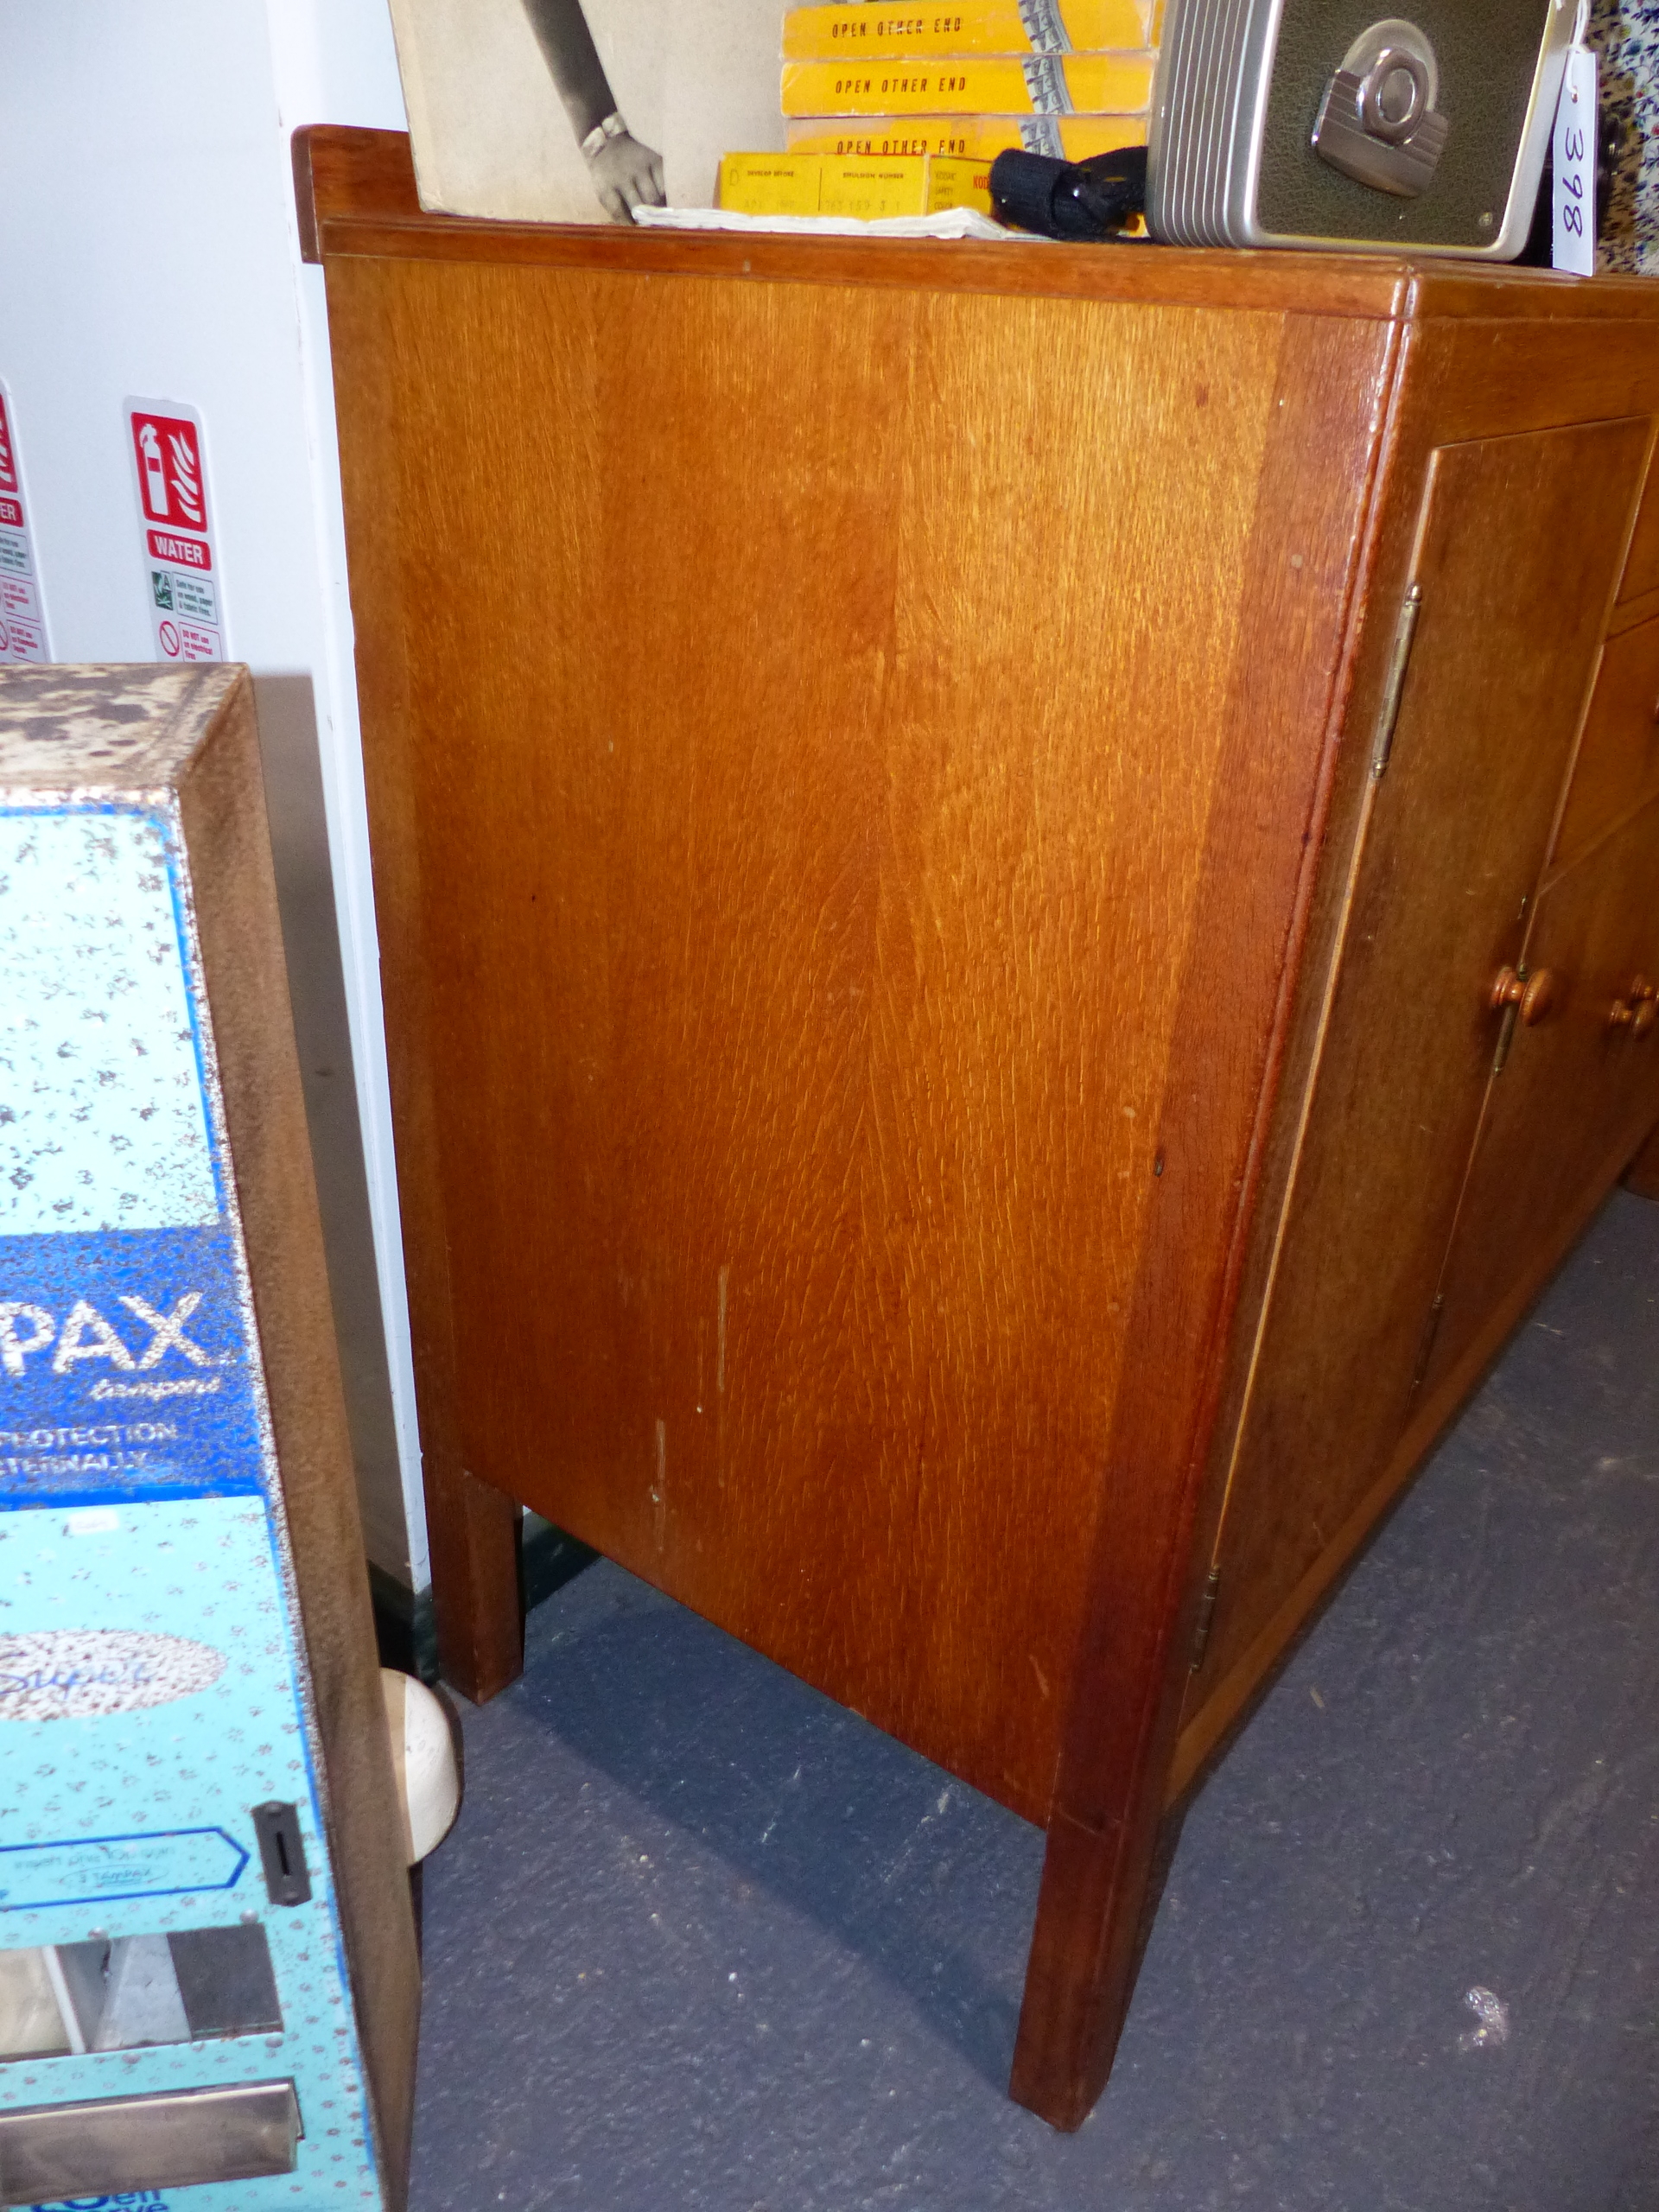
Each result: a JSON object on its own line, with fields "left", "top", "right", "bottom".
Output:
{"left": 296, "top": 127, "right": 1659, "bottom": 2131}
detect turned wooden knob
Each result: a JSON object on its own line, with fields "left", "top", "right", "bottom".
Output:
{"left": 1609, "top": 976, "right": 1657, "bottom": 1036}
{"left": 1491, "top": 966, "right": 1560, "bottom": 1026}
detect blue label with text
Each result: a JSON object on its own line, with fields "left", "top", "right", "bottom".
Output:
{"left": 0, "top": 1226, "right": 260, "bottom": 1509}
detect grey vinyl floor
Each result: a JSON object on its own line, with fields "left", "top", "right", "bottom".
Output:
{"left": 408, "top": 1191, "right": 1659, "bottom": 2212}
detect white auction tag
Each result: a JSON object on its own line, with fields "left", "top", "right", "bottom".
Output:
{"left": 0, "top": 376, "right": 51, "bottom": 663}
{"left": 124, "top": 397, "right": 226, "bottom": 662}
{"left": 1553, "top": 3, "right": 1597, "bottom": 276}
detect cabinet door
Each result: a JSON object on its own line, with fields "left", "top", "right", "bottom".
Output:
{"left": 1618, "top": 443, "right": 1659, "bottom": 604}
{"left": 1420, "top": 794, "right": 1659, "bottom": 1404}
{"left": 1551, "top": 610, "right": 1659, "bottom": 874}
{"left": 1185, "top": 416, "right": 1649, "bottom": 1714}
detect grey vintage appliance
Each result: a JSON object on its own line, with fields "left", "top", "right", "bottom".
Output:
{"left": 1147, "top": 0, "right": 1575, "bottom": 255}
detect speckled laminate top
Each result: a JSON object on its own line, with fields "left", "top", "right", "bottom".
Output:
{"left": 0, "top": 663, "right": 243, "bottom": 791}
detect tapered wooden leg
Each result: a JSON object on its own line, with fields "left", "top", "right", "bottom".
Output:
{"left": 1010, "top": 1801, "right": 1188, "bottom": 2129}
{"left": 1624, "top": 1121, "right": 1659, "bottom": 1199}
{"left": 1006, "top": 1279, "right": 1230, "bottom": 2134}
{"left": 426, "top": 1459, "right": 524, "bottom": 1704}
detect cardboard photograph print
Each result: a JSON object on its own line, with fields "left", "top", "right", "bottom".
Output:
{"left": 389, "top": 0, "right": 786, "bottom": 223}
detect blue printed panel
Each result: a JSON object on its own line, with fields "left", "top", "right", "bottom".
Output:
{"left": 0, "top": 1226, "right": 261, "bottom": 1509}
{"left": 1, "top": 798, "right": 385, "bottom": 2209}
{"left": 0, "top": 1499, "right": 381, "bottom": 2209}
{"left": 0, "top": 1829, "right": 248, "bottom": 1911}
{"left": 0, "top": 809, "right": 219, "bottom": 1237}
{"left": 31, "top": 2196, "right": 174, "bottom": 2211}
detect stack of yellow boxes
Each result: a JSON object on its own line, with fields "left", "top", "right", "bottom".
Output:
{"left": 718, "top": 0, "right": 1156, "bottom": 219}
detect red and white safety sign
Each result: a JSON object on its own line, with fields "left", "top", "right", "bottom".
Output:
{"left": 0, "top": 377, "right": 51, "bottom": 664}
{"left": 124, "top": 398, "right": 225, "bottom": 662}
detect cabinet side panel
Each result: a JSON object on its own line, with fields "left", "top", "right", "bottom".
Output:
{"left": 178, "top": 682, "right": 420, "bottom": 2202}
{"left": 328, "top": 256, "right": 1287, "bottom": 1818}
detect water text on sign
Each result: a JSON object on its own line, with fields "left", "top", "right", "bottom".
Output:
{"left": 147, "top": 528, "right": 211, "bottom": 571}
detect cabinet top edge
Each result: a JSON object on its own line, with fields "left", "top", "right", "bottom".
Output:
{"left": 0, "top": 664, "right": 247, "bottom": 797}
{"left": 295, "top": 126, "right": 1659, "bottom": 325}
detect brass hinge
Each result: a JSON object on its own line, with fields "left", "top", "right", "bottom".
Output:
{"left": 1493, "top": 996, "right": 1521, "bottom": 1074}
{"left": 1190, "top": 1561, "right": 1222, "bottom": 1674}
{"left": 1409, "top": 1292, "right": 1446, "bottom": 1397}
{"left": 1495, "top": 964, "right": 1530, "bottom": 1075}
{"left": 1370, "top": 583, "right": 1423, "bottom": 781}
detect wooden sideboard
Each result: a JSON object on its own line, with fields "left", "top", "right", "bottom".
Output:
{"left": 296, "top": 127, "right": 1659, "bottom": 2131}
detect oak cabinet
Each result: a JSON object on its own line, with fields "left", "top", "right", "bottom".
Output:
{"left": 298, "top": 127, "right": 1659, "bottom": 2132}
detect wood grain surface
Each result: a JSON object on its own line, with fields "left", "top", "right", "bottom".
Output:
{"left": 330, "top": 248, "right": 1301, "bottom": 1820}
{"left": 1166, "top": 1076, "right": 1659, "bottom": 1808}
{"left": 1182, "top": 416, "right": 1649, "bottom": 1724}
{"left": 1423, "top": 794, "right": 1659, "bottom": 1405}
{"left": 294, "top": 125, "right": 425, "bottom": 263}
{"left": 1551, "top": 613, "right": 1659, "bottom": 878}
{"left": 177, "top": 679, "right": 422, "bottom": 2203}
{"left": 1402, "top": 265, "right": 1659, "bottom": 325}
{"left": 1007, "top": 309, "right": 1396, "bottom": 2126}
{"left": 1620, "top": 448, "right": 1659, "bottom": 603}
{"left": 310, "top": 282, "right": 525, "bottom": 1708}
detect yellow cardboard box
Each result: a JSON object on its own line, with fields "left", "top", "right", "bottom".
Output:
{"left": 925, "top": 154, "right": 995, "bottom": 213}
{"left": 785, "top": 114, "right": 1147, "bottom": 161}
{"left": 782, "top": 0, "right": 1149, "bottom": 61}
{"left": 781, "top": 52, "right": 1155, "bottom": 116}
{"left": 818, "top": 155, "right": 929, "bottom": 217}
{"left": 716, "top": 152, "right": 825, "bottom": 214}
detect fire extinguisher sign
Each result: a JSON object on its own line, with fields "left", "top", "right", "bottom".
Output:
{"left": 0, "top": 375, "right": 50, "bottom": 663}
{"left": 124, "top": 397, "right": 226, "bottom": 662}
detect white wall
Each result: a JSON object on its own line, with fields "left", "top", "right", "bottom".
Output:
{"left": 0, "top": 1, "right": 430, "bottom": 1586}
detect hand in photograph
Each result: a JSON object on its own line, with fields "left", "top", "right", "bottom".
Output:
{"left": 586, "top": 127, "right": 667, "bottom": 222}
{"left": 519, "top": 0, "right": 668, "bottom": 221}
